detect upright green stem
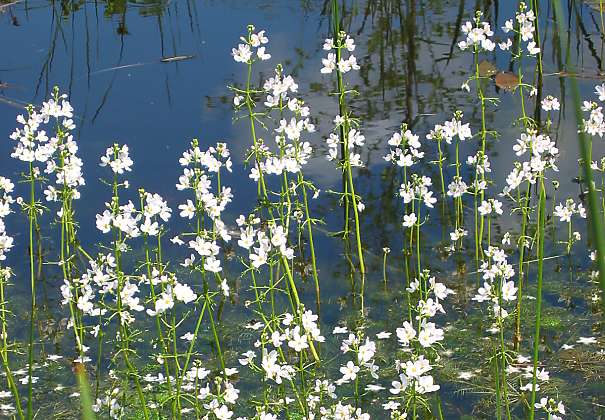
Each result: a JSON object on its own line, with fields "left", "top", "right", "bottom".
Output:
{"left": 332, "top": 0, "right": 350, "bottom": 234}
{"left": 0, "top": 270, "right": 24, "bottom": 420}
{"left": 26, "top": 162, "right": 36, "bottom": 420}
{"left": 514, "top": 184, "right": 531, "bottom": 350}
{"left": 529, "top": 177, "right": 546, "bottom": 420}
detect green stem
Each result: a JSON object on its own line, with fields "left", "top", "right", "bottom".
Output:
{"left": 529, "top": 177, "right": 546, "bottom": 420}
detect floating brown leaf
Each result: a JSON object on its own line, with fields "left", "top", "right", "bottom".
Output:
{"left": 494, "top": 72, "right": 519, "bottom": 91}
{"left": 478, "top": 60, "right": 497, "bottom": 78}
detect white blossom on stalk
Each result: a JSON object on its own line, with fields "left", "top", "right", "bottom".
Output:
{"left": 0, "top": 178, "right": 15, "bottom": 261}
{"left": 100, "top": 144, "right": 133, "bottom": 174}
{"left": 232, "top": 26, "right": 270, "bottom": 64}
{"left": 384, "top": 125, "right": 424, "bottom": 168}
{"left": 458, "top": 12, "right": 495, "bottom": 52}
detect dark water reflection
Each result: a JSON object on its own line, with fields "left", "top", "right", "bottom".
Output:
{"left": 1, "top": 0, "right": 605, "bottom": 417}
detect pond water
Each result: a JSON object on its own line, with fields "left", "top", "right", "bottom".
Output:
{"left": 0, "top": 0, "right": 604, "bottom": 418}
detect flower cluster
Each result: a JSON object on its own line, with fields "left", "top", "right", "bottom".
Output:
{"left": 554, "top": 198, "right": 586, "bottom": 223}
{"left": 321, "top": 32, "right": 359, "bottom": 74}
{"left": 383, "top": 125, "right": 423, "bottom": 168}
{"left": 581, "top": 85, "right": 605, "bottom": 136}
{"left": 380, "top": 271, "right": 453, "bottom": 416}
{"left": 174, "top": 141, "right": 232, "bottom": 298}
{"left": 0, "top": 178, "right": 15, "bottom": 262}
{"left": 426, "top": 113, "right": 473, "bottom": 145}
{"left": 503, "top": 129, "right": 559, "bottom": 194}
{"left": 501, "top": 2, "right": 540, "bottom": 55}
{"left": 534, "top": 396, "right": 566, "bottom": 420}
{"left": 144, "top": 367, "right": 240, "bottom": 420}
{"left": 478, "top": 198, "right": 503, "bottom": 217}
{"left": 10, "top": 92, "right": 73, "bottom": 165}
{"left": 99, "top": 144, "right": 133, "bottom": 175}
{"left": 176, "top": 141, "right": 233, "bottom": 225}
{"left": 458, "top": 11, "right": 495, "bottom": 52}
{"left": 253, "top": 71, "right": 316, "bottom": 178}
{"left": 262, "top": 67, "right": 299, "bottom": 108}
{"left": 336, "top": 332, "right": 378, "bottom": 385}
{"left": 541, "top": 95, "right": 561, "bottom": 112}
{"left": 319, "top": 402, "right": 369, "bottom": 420}
{"left": 322, "top": 32, "right": 366, "bottom": 170}
{"left": 38, "top": 94, "right": 84, "bottom": 210}
{"left": 473, "top": 246, "right": 517, "bottom": 322}
{"left": 232, "top": 25, "right": 270, "bottom": 64}
{"left": 399, "top": 174, "right": 437, "bottom": 209}
{"left": 236, "top": 215, "right": 294, "bottom": 266}
{"left": 60, "top": 253, "right": 114, "bottom": 319}
{"left": 96, "top": 200, "right": 142, "bottom": 238}
{"left": 326, "top": 124, "right": 365, "bottom": 167}
{"left": 9, "top": 89, "right": 84, "bottom": 222}
{"left": 238, "top": 310, "right": 325, "bottom": 416}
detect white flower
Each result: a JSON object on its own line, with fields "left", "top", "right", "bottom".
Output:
{"left": 232, "top": 44, "right": 252, "bottom": 63}
{"left": 576, "top": 336, "right": 597, "bottom": 345}
{"left": 180, "top": 332, "right": 194, "bottom": 341}
{"left": 396, "top": 321, "right": 416, "bottom": 346}
{"left": 478, "top": 200, "right": 492, "bottom": 216}
{"left": 596, "top": 84, "right": 605, "bottom": 101}
{"left": 100, "top": 144, "right": 133, "bottom": 174}
{"left": 418, "top": 322, "right": 444, "bottom": 348}
{"left": 287, "top": 327, "right": 308, "bottom": 352}
{"left": 204, "top": 256, "right": 222, "bottom": 273}
{"left": 389, "top": 376, "right": 408, "bottom": 395}
{"left": 140, "top": 218, "right": 159, "bottom": 236}
{"left": 499, "top": 38, "right": 512, "bottom": 50}
{"left": 333, "top": 326, "right": 348, "bottom": 334}
{"left": 339, "top": 361, "right": 360, "bottom": 383}
{"left": 173, "top": 282, "right": 197, "bottom": 304}
{"left": 541, "top": 96, "right": 560, "bottom": 112}
{"left": 402, "top": 213, "right": 417, "bottom": 228}
{"left": 250, "top": 30, "right": 268, "bottom": 47}
{"left": 416, "top": 375, "right": 440, "bottom": 394}
{"left": 501, "top": 280, "right": 517, "bottom": 301}
{"left": 527, "top": 41, "right": 540, "bottom": 55}
{"left": 404, "top": 356, "right": 431, "bottom": 378}
{"left": 213, "top": 405, "right": 233, "bottom": 420}
{"left": 321, "top": 53, "right": 336, "bottom": 74}
{"left": 257, "top": 47, "right": 271, "bottom": 61}
{"left": 323, "top": 38, "right": 334, "bottom": 50}
{"left": 178, "top": 200, "right": 196, "bottom": 219}
{"left": 357, "top": 338, "right": 376, "bottom": 363}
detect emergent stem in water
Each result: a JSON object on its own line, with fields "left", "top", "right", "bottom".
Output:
{"left": 529, "top": 176, "right": 546, "bottom": 420}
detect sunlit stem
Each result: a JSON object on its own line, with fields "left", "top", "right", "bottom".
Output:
{"left": 26, "top": 161, "right": 36, "bottom": 420}
{"left": 513, "top": 10, "right": 533, "bottom": 350}
{"left": 332, "top": 0, "right": 350, "bottom": 236}
{"left": 437, "top": 138, "right": 446, "bottom": 198}
{"left": 529, "top": 175, "right": 546, "bottom": 420}
{"left": 473, "top": 45, "right": 487, "bottom": 266}
{"left": 494, "top": 341, "right": 501, "bottom": 420}
{"left": 494, "top": 252, "right": 512, "bottom": 420}
{"left": 299, "top": 174, "right": 321, "bottom": 309}
{"left": 514, "top": 183, "right": 531, "bottom": 350}
{"left": 0, "top": 270, "right": 24, "bottom": 420}
{"left": 280, "top": 256, "right": 320, "bottom": 362}
{"left": 382, "top": 249, "right": 388, "bottom": 288}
